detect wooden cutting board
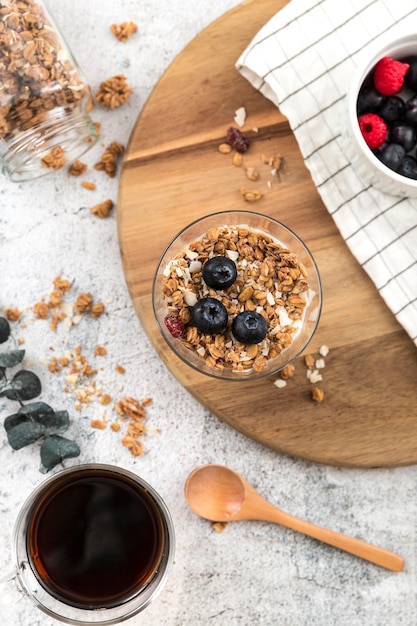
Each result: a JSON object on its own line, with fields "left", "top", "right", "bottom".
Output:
{"left": 117, "top": 0, "right": 417, "bottom": 468}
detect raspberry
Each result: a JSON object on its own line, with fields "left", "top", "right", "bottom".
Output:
{"left": 163, "top": 314, "right": 185, "bottom": 338}
{"left": 226, "top": 127, "right": 250, "bottom": 153}
{"left": 374, "top": 56, "right": 410, "bottom": 96}
{"left": 358, "top": 113, "right": 388, "bottom": 150}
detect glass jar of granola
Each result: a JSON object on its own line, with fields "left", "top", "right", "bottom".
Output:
{"left": 0, "top": 0, "right": 98, "bottom": 182}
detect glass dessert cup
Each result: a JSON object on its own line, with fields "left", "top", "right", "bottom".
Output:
{"left": 152, "top": 210, "right": 322, "bottom": 381}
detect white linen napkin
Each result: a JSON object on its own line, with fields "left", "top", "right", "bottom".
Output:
{"left": 237, "top": 0, "right": 417, "bottom": 347}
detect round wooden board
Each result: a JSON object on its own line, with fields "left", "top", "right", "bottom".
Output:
{"left": 117, "top": 0, "right": 417, "bottom": 468}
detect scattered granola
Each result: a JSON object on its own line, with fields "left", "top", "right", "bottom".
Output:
{"left": 95, "top": 74, "right": 133, "bottom": 109}
{"left": 81, "top": 181, "right": 96, "bottom": 190}
{"left": 41, "top": 146, "right": 66, "bottom": 170}
{"left": 94, "top": 141, "right": 125, "bottom": 177}
{"left": 274, "top": 345, "right": 330, "bottom": 402}
{"left": 110, "top": 21, "right": 138, "bottom": 42}
{"left": 5, "top": 308, "right": 20, "bottom": 321}
{"left": 115, "top": 396, "right": 151, "bottom": 457}
{"left": 90, "top": 199, "right": 114, "bottom": 218}
{"left": 33, "top": 301, "right": 49, "bottom": 319}
{"left": 161, "top": 224, "right": 310, "bottom": 373}
{"left": 69, "top": 160, "right": 88, "bottom": 176}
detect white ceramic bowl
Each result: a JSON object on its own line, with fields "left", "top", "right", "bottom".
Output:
{"left": 152, "top": 210, "right": 322, "bottom": 381}
{"left": 345, "top": 33, "right": 417, "bottom": 198}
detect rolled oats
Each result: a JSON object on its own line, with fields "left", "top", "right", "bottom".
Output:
{"left": 161, "top": 224, "right": 310, "bottom": 373}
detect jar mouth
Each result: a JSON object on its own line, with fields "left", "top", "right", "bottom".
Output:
{"left": 1, "top": 109, "right": 98, "bottom": 182}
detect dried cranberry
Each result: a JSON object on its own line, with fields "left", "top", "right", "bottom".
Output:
{"left": 163, "top": 315, "right": 186, "bottom": 338}
{"left": 226, "top": 126, "right": 250, "bottom": 153}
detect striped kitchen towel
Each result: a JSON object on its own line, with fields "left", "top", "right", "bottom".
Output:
{"left": 236, "top": 0, "right": 417, "bottom": 347}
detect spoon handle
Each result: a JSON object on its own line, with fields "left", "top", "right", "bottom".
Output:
{"left": 261, "top": 504, "right": 404, "bottom": 572}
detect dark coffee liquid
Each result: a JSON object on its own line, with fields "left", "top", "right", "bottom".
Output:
{"left": 27, "top": 469, "right": 165, "bottom": 609}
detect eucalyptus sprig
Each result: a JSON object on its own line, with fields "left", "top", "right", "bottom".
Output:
{"left": 0, "top": 315, "right": 80, "bottom": 473}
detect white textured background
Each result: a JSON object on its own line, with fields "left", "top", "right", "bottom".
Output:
{"left": 1, "top": 1, "right": 417, "bottom": 625}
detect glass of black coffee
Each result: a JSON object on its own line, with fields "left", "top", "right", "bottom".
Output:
{"left": 2, "top": 464, "right": 175, "bottom": 624}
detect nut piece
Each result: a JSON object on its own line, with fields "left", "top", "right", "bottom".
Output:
{"left": 280, "top": 363, "right": 295, "bottom": 379}
{"left": 245, "top": 166, "right": 259, "bottom": 181}
{"left": 304, "top": 354, "right": 315, "bottom": 368}
{"left": 232, "top": 152, "right": 243, "bottom": 167}
{"left": 311, "top": 387, "right": 324, "bottom": 403}
{"left": 218, "top": 143, "right": 232, "bottom": 154}
{"left": 240, "top": 187, "right": 263, "bottom": 202}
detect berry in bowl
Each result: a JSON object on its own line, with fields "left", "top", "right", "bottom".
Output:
{"left": 345, "top": 33, "right": 417, "bottom": 197}
{"left": 152, "top": 211, "right": 322, "bottom": 381}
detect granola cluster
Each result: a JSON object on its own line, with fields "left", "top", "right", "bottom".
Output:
{"left": 95, "top": 74, "right": 133, "bottom": 109}
{"left": 161, "top": 224, "right": 310, "bottom": 373}
{"left": 0, "top": 0, "right": 90, "bottom": 141}
{"left": 110, "top": 21, "right": 137, "bottom": 42}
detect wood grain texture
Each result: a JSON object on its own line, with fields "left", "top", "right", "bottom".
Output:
{"left": 117, "top": 0, "right": 417, "bottom": 467}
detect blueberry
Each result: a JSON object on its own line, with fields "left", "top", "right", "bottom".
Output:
{"left": 397, "top": 155, "right": 417, "bottom": 179}
{"left": 192, "top": 297, "right": 228, "bottom": 334}
{"left": 403, "top": 96, "right": 417, "bottom": 124}
{"left": 202, "top": 256, "right": 237, "bottom": 290}
{"left": 357, "top": 84, "right": 385, "bottom": 115}
{"left": 377, "top": 143, "right": 406, "bottom": 172}
{"left": 378, "top": 96, "right": 404, "bottom": 123}
{"left": 401, "top": 55, "right": 417, "bottom": 91}
{"left": 232, "top": 310, "right": 268, "bottom": 345}
{"left": 389, "top": 121, "right": 416, "bottom": 153}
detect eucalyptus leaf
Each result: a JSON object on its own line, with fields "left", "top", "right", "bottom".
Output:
{"left": 0, "top": 350, "right": 25, "bottom": 368}
{"left": 0, "top": 317, "right": 10, "bottom": 344}
{"left": 18, "top": 402, "right": 54, "bottom": 418}
{"left": 39, "top": 435, "right": 81, "bottom": 473}
{"left": 0, "top": 370, "right": 41, "bottom": 401}
{"left": 4, "top": 413, "right": 29, "bottom": 432}
{"left": 37, "top": 409, "right": 70, "bottom": 435}
{"left": 7, "top": 422, "right": 45, "bottom": 450}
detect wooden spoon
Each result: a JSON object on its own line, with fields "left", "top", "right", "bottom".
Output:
{"left": 185, "top": 464, "right": 404, "bottom": 572}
